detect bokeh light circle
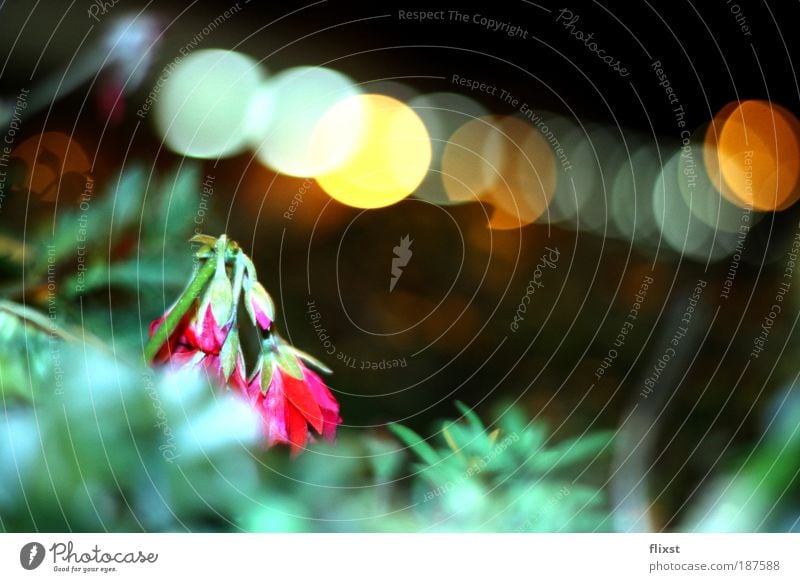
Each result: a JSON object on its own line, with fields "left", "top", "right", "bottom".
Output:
{"left": 249, "top": 66, "right": 361, "bottom": 177}
{"left": 440, "top": 115, "right": 505, "bottom": 205}
{"left": 654, "top": 151, "right": 739, "bottom": 261}
{"left": 154, "top": 49, "right": 263, "bottom": 159}
{"left": 610, "top": 142, "right": 660, "bottom": 244}
{"left": 316, "top": 94, "right": 432, "bottom": 209}
{"left": 706, "top": 100, "right": 800, "bottom": 211}
{"left": 409, "top": 92, "right": 488, "bottom": 206}
{"left": 679, "top": 140, "right": 761, "bottom": 233}
{"left": 483, "top": 116, "right": 556, "bottom": 230}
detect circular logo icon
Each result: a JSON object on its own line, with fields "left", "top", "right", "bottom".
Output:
{"left": 19, "top": 542, "right": 45, "bottom": 570}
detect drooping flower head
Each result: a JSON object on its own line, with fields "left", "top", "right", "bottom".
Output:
{"left": 232, "top": 336, "right": 341, "bottom": 455}
{"left": 145, "top": 234, "right": 340, "bottom": 454}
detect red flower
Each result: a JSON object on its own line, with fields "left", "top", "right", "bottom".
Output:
{"left": 146, "top": 234, "right": 340, "bottom": 456}
{"left": 149, "top": 302, "right": 229, "bottom": 382}
{"left": 232, "top": 351, "right": 342, "bottom": 455}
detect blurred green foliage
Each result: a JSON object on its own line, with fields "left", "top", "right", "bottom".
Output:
{"left": 389, "top": 403, "right": 613, "bottom": 531}
{"left": 0, "top": 332, "right": 614, "bottom": 532}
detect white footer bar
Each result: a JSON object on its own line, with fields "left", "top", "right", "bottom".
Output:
{"left": 1, "top": 533, "right": 798, "bottom": 581}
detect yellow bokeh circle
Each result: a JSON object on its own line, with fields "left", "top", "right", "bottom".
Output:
{"left": 315, "top": 94, "right": 432, "bottom": 209}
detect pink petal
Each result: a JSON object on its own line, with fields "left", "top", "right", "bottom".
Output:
{"left": 303, "top": 367, "right": 342, "bottom": 440}
{"left": 187, "top": 304, "right": 228, "bottom": 353}
{"left": 259, "top": 371, "right": 290, "bottom": 446}
{"left": 252, "top": 301, "right": 272, "bottom": 330}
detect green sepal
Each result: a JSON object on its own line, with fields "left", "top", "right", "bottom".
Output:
{"left": 260, "top": 353, "right": 276, "bottom": 395}
{"left": 241, "top": 253, "right": 258, "bottom": 282}
{"left": 274, "top": 343, "right": 304, "bottom": 379}
{"left": 219, "top": 328, "right": 240, "bottom": 381}
{"left": 287, "top": 345, "right": 332, "bottom": 375}
{"left": 230, "top": 252, "right": 245, "bottom": 311}
{"left": 198, "top": 243, "right": 233, "bottom": 329}
{"left": 193, "top": 245, "right": 214, "bottom": 260}
{"left": 189, "top": 234, "right": 219, "bottom": 248}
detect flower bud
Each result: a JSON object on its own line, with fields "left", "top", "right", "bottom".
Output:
{"left": 198, "top": 252, "right": 233, "bottom": 336}
{"left": 245, "top": 280, "right": 274, "bottom": 331}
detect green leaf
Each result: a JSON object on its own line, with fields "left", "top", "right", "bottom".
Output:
{"left": 454, "top": 400, "right": 484, "bottom": 433}
{"left": 108, "top": 165, "right": 146, "bottom": 238}
{"left": 0, "top": 233, "right": 30, "bottom": 265}
{"left": 61, "top": 258, "right": 189, "bottom": 297}
{"left": 0, "top": 302, "right": 85, "bottom": 402}
{"left": 550, "top": 432, "right": 614, "bottom": 469}
{"left": 389, "top": 424, "right": 441, "bottom": 466}
{"left": 0, "top": 300, "right": 79, "bottom": 342}
{"left": 158, "top": 164, "right": 201, "bottom": 238}
{"left": 364, "top": 436, "right": 405, "bottom": 482}
{"left": 45, "top": 208, "right": 81, "bottom": 266}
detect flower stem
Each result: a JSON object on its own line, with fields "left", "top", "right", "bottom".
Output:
{"left": 143, "top": 257, "right": 217, "bottom": 363}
